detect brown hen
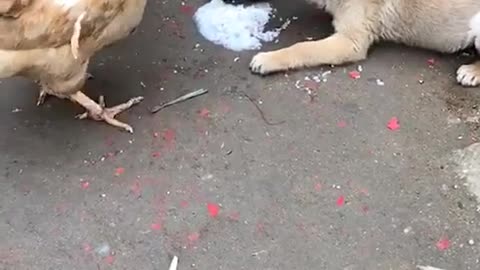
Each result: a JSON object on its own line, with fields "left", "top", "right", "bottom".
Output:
{"left": 0, "top": 0, "right": 147, "bottom": 132}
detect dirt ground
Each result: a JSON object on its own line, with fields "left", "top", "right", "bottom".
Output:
{"left": 1, "top": 0, "right": 480, "bottom": 269}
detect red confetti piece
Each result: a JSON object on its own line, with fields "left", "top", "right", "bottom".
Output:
{"left": 180, "top": 200, "right": 189, "bottom": 208}
{"left": 131, "top": 181, "right": 141, "bottom": 197}
{"left": 114, "top": 167, "right": 125, "bottom": 176}
{"left": 337, "top": 120, "right": 347, "bottom": 128}
{"left": 387, "top": 117, "right": 400, "bottom": 131}
{"left": 82, "top": 243, "right": 92, "bottom": 253}
{"left": 187, "top": 232, "right": 200, "bottom": 242}
{"left": 207, "top": 203, "right": 220, "bottom": 217}
{"left": 349, "top": 71, "right": 361, "bottom": 79}
{"left": 81, "top": 181, "right": 90, "bottom": 189}
{"left": 198, "top": 108, "right": 210, "bottom": 118}
{"left": 163, "top": 129, "right": 176, "bottom": 143}
{"left": 152, "top": 151, "right": 161, "bottom": 158}
{"left": 427, "top": 58, "right": 436, "bottom": 66}
{"left": 150, "top": 223, "right": 162, "bottom": 231}
{"left": 104, "top": 255, "right": 115, "bottom": 265}
{"left": 436, "top": 237, "right": 450, "bottom": 251}
{"left": 314, "top": 183, "right": 322, "bottom": 192}
{"left": 180, "top": 5, "right": 194, "bottom": 16}
{"left": 336, "top": 195, "right": 345, "bottom": 206}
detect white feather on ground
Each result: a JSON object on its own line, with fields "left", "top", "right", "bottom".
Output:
{"left": 194, "top": 0, "right": 280, "bottom": 51}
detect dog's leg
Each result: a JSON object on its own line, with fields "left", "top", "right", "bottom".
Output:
{"left": 457, "top": 38, "right": 480, "bottom": 87}
{"left": 250, "top": 33, "right": 370, "bottom": 75}
{"left": 457, "top": 61, "right": 480, "bottom": 87}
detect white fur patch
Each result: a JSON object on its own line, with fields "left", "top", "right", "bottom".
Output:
{"left": 470, "top": 12, "right": 480, "bottom": 33}
{"left": 469, "top": 11, "right": 480, "bottom": 50}
{"left": 54, "top": 0, "right": 80, "bottom": 9}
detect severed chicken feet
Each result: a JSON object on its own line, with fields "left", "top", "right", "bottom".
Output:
{"left": 69, "top": 91, "right": 143, "bottom": 133}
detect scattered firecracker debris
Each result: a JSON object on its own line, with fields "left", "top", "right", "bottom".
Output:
{"left": 349, "top": 71, "right": 361, "bottom": 79}
{"left": 131, "top": 180, "right": 142, "bottom": 197}
{"left": 198, "top": 108, "right": 210, "bottom": 118}
{"left": 387, "top": 117, "right": 400, "bottom": 130}
{"left": 337, "top": 120, "right": 347, "bottom": 128}
{"left": 114, "top": 167, "right": 125, "bottom": 176}
{"left": 104, "top": 255, "right": 115, "bottom": 265}
{"left": 81, "top": 180, "right": 90, "bottom": 189}
{"left": 180, "top": 200, "right": 189, "bottom": 208}
{"left": 336, "top": 195, "right": 345, "bottom": 206}
{"left": 150, "top": 223, "right": 162, "bottom": 231}
{"left": 163, "top": 129, "right": 176, "bottom": 143}
{"left": 152, "top": 151, "right": 161, "bottom": 158}
{"left": 180, "top": 5, "right": 195, "bottom": 16}
{"left": 207, "top": 203, "right": 220, "bottom": 217}
{"left": 427, "top": 58, "right": 436, "bottom": 66}
{"left": 436, "top": 237, "right": 450, "bottom": 251}
{"left": 314, "top": 183, "right": 322, "bottom": 192}
{"left": 82, "top": 243, "right": 92, "bottom": 254}
{"left": 187, "top": 232, "right": 200, "bottom": 243}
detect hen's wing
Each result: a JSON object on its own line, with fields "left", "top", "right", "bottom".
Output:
{"left": 0, "top": 0, "right": 125, "bottom": 50}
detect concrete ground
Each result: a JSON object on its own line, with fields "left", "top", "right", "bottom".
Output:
{"left": 1, "top": 0, "right": 480, "bottom": 269}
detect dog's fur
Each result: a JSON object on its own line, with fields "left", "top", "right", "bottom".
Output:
{"left": 250, "top": 0, "right": 480, "bottom": 87}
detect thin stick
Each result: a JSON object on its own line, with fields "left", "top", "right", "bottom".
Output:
{"left": 239, "top": 91, "right": 285, "bottom": 126}
{"left": 151, "top": 89, "right": 208, "bottom": 113}
{"left": 168, "top": 256, "right": 178, "bottom": 270}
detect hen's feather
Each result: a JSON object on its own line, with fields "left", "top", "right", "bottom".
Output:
{"left": 0, "top": 0, "right": 126, "bottom": 50}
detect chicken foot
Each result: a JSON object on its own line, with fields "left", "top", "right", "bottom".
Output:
{"left": 69, "top": 91, "right": 143, "bottom": 133}
{"left": 36, "top": 73, "right": 95, "bottom": 106}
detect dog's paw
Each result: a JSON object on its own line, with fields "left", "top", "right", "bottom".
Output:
{"left": 457, "top": 64, "right": 480, "bottom": 87}
{"left": 250, "top": 52, "right": 285, "bottom": 75}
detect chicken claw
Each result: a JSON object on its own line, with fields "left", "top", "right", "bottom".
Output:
{"left": 37, "top": 90, "right": 48, "bottom": 106}
{"left": 70, "top": 91, "right": 143, "bottom": 133}
{"left": 36, "top": 73, "right": 93, "bottom": 106}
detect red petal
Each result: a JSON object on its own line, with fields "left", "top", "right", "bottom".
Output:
{"left": 104, "top": 255, "right": 115, "bottom": 265}
{"left": 436, "top": 237, "right": 450, "bottom": 251}
{"left": 150, "top": 223, "right": 162, "bottom": 231}
{"left": 336, "top": 196, "right": 345, "bottom": 206}
{"left": 114, "top": 167, "right": 125, "bottom": 176}
{"left": 81, "top": 181, "right": 90, "bottom": 189}
{"left": 198, "top": 108, "right": 210, "bottom": 118}
{"left": 348, "top": 71, "right": 361, "bottom": 79}
{"left": 337, "top": 120, "right": 347, "bottom": 128}
{"left": 207, "top": 203, "right": 220, "bottom": 217}
{"left": 387, "top": 117, "right": 400, "bottom": 131}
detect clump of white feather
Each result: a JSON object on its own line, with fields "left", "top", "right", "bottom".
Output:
{"left": 70, "top": 11, "right": 86, "bottom": 59}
